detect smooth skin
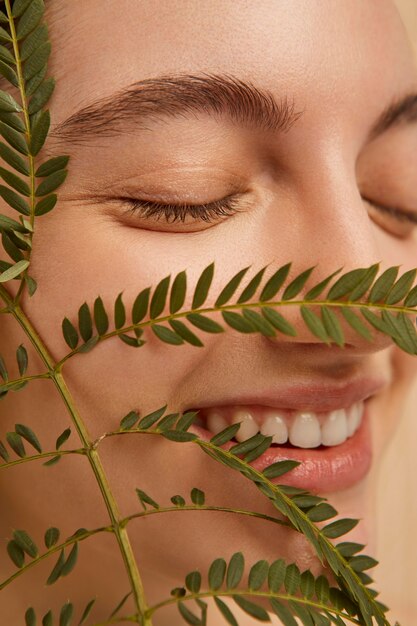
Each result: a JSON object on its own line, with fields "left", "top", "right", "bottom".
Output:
{"left": 0, "top": 1, "right": 416, "bottom": 624}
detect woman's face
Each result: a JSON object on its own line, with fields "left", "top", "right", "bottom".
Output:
{"left": 1, "top": 0, "right": 416, "bottom": 622}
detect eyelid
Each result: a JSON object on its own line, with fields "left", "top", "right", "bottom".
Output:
{"left": 363, "top": 197, "right": 417, "bottom": 224}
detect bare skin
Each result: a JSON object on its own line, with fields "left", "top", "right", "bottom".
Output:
{"left": 0, "top": 1, "right": 416, "bottom": 624}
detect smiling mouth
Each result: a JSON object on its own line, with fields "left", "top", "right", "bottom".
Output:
{"left": 182, "top": 378, "right": 386, "bottom": 493}
{"left": 190, "top": 400, "right": 365, "bottom": 449}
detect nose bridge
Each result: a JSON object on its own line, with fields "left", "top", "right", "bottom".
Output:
{"left": 291, "top": 149, "right": 379, "bottom": 272}
{"left": 257, "top": 150, "right": 391, "bottom": 351}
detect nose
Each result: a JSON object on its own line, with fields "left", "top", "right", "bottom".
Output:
{"left": 253, "top": 157, "right": 393, "bottom": 352}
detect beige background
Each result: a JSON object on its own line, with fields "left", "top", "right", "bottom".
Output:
{"left": 375, "top": 3, "right": 417, "bottom": 623}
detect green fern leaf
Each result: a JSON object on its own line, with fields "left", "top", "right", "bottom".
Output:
{"left": 6, "top": 430, "right": 26, "bottom": 456}
{"left": 35, "top": 167, "right": 67, "bottom": 195}
{"left": 262, "top": 460, "right": 300, "bottom": 478}
{"left": 60, "top": 542, "right": 78, "bottom": 576}
{"left": 241, "top": 308, "right": 276, "bottom": 336}
{"left": 285, "top": 563, "right": 301, "bottom": 594}
{"left": 136, "top": 488, "right": 159, "bottom": 511}
{"left": 0, "top": 90, "right": 21, "bottom": 112}
{"left": 0, "top": 165, "right": 30, "bottom": 194}
{"left": 138, "top": 405, "right": 167, "bottom": 429}
{"left": 300, "top": 569, "right": 315, "bottom": 598}
{"left": 113, "top": 292, "right": 125, "bottom": 329}
{"left": 178, "top": 601, "right": 202, "bottom": 626}
{"left": 300, "top": 306, "right": 329, "bottom": 342}
{"left": 259, "top": 262, "right": 291, "bottom": 301}
{"left": 169, "top": 319, "right": 203, "bottom": 346}
{"left": 13, "top": 529, "right": 38, "bottom": 557}
{"left": 190, "top": 487, "right": 205, "bottom": 505}
{"left": 7, "top": 539, "right": 25, "bottom": 567}
{"left": 15, "top": 423, "right": 41, "bottom": 452}
{"left": 0, "top": 44, "right": 16, "bottom": 65}
{"left": 367, "top": 266, "right": 399, "bottom": 303}
{"left": 214, "top": 597, "right": 238, "bottom": 626}
{"left": 307, "top": 503, "right": 338, "bottom": 522}
{"left": 12, "top": 0, "right": 33, "bottom": 19}
{"left": 340, "top": 307, "right": 372, "bottom": 341}
{"left": 22, "top": 40, "right": 50, "bottom": 81}
{"left": 233, "top": 595, "right": 270, "bottom": 621}
{"left": 59, "top": 602, "right": 74, "bottom": 626}
{"left": 0, "top": 439, "right": 10, "bottom": 461}
{"left": 93, "top": 296, "right": 109, "bottom": 335}
{"left": 386, "top": 268, "right": 417, "bottom": 304}
{"left": 16, "top": 0, "right": 44, "bottom": 40}
{"left": 0, "top": 184, "right": 30, "bottom": 213}
{"left": 150, "top": 274, "right": 170, "bottom": 319}
{"left": 304, "top": 267, "right": 343, "bottom": 300}
{"left": 237, "top": 265, "right": 268, "bottom": 303}
{"left": 322, "top": 518, "right": 359, "bottom": 539}
{"left": 185, "top": 570, "right": 202, "bottom": 592}
{"left": 226, "top": 552, "right": 244, "bottom": 589}
{"left": 26, "top": 65, "right": 46, "bottom": 96}
{"left": 170, "top": 494, "right": 186, "bottom": 506}
{"left": 152, "top": 323, "right": 184, "bottom": 344}
{"left": 248, "top": 559, "right": 269, "bottom": 590}
{"left": 348, "top": 263, "right": 379, "bottom": 301}
{"left": 186, "top": 312, "right": 224, "bottom": 333}
{"left": 327, "top": 267, "right": 369, "bottom": 300}
{"left": 215, "top": 266, "right": 250, "bottom": 306}
{"left": 44, "top": 526, "right": 60, "bottom": 548}
{"left": 170, "top": 269, "right": 187, "bottom": 313}
{"left": 34, "top": 193, "right": 56, "bottom": 215}
{"left": 208, "top": 557, "right": 227, "bottom": 590}
{"left": 132, "top": 286, "right": 150, "bottom": 323}
{"left": 261, "top": 306, "right": 297, "bottom": 336}
{"left": 192, "top": 261, "right": 214, "bottom": 309}
{"left": 55, "top": 427, "right": 71, "bottom": 450}
{"left": 321, "top": 306, "right": 344, "bottom": 346}
{"left": 42, "top": 610, "right": 53, "bottom": 626}
{"left": 176, "top": 410, "right": 199, "bottom": 431}
{"left": 269, "top": 598, "right": 298, "bottom": 626}
{"left": 15, "top": 342, "right": 28, "bottom": 374}
{"left": 222, "top": 310, "right": 256, "bottom": 333}
{"left": 29, "top": 108, "right": 50, "bottom": 156}
{"left": 46, "top": 548, "right": 65, "bottom": 585}
{"left": 20, "top": 21, "right": 48, "bottom": 59}
{"left": 282, "top": 266, "right": 315, "bottom": 300}
{"left": 78, "top": 598, "right": 96, "bottom": 625}
{"left": 25, "top": 608, "right": 36, "bottom": 626}
{"left": 209, "top": 423, "right": 240, "bottom": 446}
{"left": 119, "top": 410, "right": 139, "bottom": 430}
{"left": 62, "top": 317, "right": 78, "bottom": 349}
{"left": 109, "top": 591, "right": 133, "bottom": 618}
{"left": 0, "top": 141, "right": 29, "bottom": 174}
{"left": 0, "top": 59, "right": 18, "bottom": 86}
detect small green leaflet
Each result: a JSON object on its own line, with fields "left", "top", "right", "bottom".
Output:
{"left": 0, "top": 258, "right": 29, "bottom": 282}
{"left": 192, "top": 261, "right": 214, "bottom": 309}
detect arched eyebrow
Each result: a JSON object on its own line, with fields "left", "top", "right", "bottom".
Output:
{"left": 47, "top": 73, "right": 417, "bottom": 148}
{"left": 49, "top": 73, "right": 304, "bottom": 145}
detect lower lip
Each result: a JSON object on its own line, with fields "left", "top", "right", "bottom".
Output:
{"left": 189, "top": 404, "right": 372, "bottom": 494}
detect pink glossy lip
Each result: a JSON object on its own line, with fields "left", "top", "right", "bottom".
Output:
{"left": 186, "top": 377, "right": 386, "bottom": 494}
{"left": 189, "top": 405, "right": 372, "bottom": 494}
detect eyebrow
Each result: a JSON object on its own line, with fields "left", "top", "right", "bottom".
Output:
{"left": 48, "top": 73, "right": 304, "bottom": 145}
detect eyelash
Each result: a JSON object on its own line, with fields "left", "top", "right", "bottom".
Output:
{"left": 120, "top": 194, "right": 417, "bottom": 229}
{"left": 120, "top": 194, "right": 244, "bottom": 224}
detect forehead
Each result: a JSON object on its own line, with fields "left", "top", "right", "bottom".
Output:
{"left": 46, "top": 0, "right": 416, "bottom": 136}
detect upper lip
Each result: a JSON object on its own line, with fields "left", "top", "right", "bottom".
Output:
{"left": 186, "top": 376, "right": 388, "bottom": 414}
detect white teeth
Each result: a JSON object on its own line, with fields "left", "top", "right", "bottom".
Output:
{"left": 204, "top": 401, "right": 364, "bottom": 448}
{"left": 206, "top": 411, "right": 228, "bottom": 435}
{"left": 321, "top": 409, "right": 348, "bottom": 446}
{"left": 231, "top": 410, "right": 259, "bottom": 442}
{"left": 289, "top": 412, "right": 322, "bottom": 448}
{"left": 260, "top": 412, "right": 288, "bottom": 444}
{"left": 347, "top": 402, "right": 363, "bottom": 437}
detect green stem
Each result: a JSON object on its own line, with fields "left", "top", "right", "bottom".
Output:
{"left": 0, "top": 524, "right": 113, "bottom": 590}
{"left": 0, "top": 447, "right": 85, "bottom": 471}
{"left": 146, "top": 589, "right": 362, "bottom": 625}
{"left": 0, "top": 285, "right": 151, "bottom": 625}
{"left": 54, "top": 297, "right": 417, "bottom": 369}
{"left": 120, "top": 504, "right": 292, "bottom": 529}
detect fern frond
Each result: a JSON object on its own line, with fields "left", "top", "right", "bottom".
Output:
{"left": 0, "top": 0, "right": 69, "bottom": 299}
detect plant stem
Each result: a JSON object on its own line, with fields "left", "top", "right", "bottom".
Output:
{"left": 0, "top": 285, "right": 152, "bottom": 625}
